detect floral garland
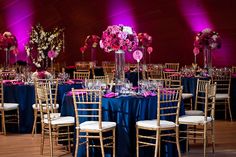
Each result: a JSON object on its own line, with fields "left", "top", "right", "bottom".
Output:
{"left": 80, "top": 35, "right": 100, "bottom": 53}
{"left": 25, "top": 24, "right": 63, "bottom": 68}
{"left": 0, "top": 32, "right": 18, "bottom": 53}
{"left": 99, "top": 25, "right": 138, "bottom": 53}
{"left": 194, "top": 28, "right": 221, "bottom": 54}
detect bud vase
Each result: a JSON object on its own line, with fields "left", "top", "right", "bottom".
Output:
{"left": 115, "top": 50, "right": 125, "bottom": 83}
{"left": 203, "top": 48, "right": 212, "bottom": 69}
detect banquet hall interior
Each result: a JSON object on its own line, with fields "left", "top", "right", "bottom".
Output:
{"left": 0, "top": 0, "right": 236, "bottom": 157}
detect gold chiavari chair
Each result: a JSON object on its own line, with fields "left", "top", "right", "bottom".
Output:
{"left": 231, "top": 66, "right": 236, "bottom": 73}
{"left": 164, "top": 71, "right": 194, "bottom": 110}
{"left": 185, "top": 79, "right": 211, "bottom": 116}
{"left": 148, "top": 78, "right": 171, "bottom": 88}
{"left": 0, "top": 79, "right": 20, "bottom": 135}
{"left": 72, "top": 88, "right": 116, "bottom": 157}
{"left": 164, "top": 62, "right": 180, "bottom": 72}
{"left": 35, "top": 80, "right": 74, "bottom": 157}
{"left": 179, "top": 83, "right": 216, "bottom": 157}
{"left": 211, "top": 72, "right": 232, "bottom": 121}
{"left": 136, "top": 87, "right": 183, "bottom": 157}
{"left": 102, "top": 61, "right": 115, "bottom": 82}
{"left": 31, "top": 79, "right": 60, "bottom": 136}
{"left": 73, "top": 71, "right": 90, "bottom": 80}
{"left": 75, "top": 62, "right": 90, "bottom": 72}
{"left": 0, "top": 71, "right": 16, "bottom": 80}
{"left": 93, "top": 75, "right": 110, "bottom": 84}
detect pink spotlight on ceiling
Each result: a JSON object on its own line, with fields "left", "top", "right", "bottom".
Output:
{"left": 107, "top": 0, "right": 136, "bottom": 30}
{"left": 107, "top": 0, "right": 137, "bottom": 63}
{"left": 177, "top": 0, "right": 213, "bottom": 31}
{"left": 5, "top": 0, "right": 33, "bottom": 61}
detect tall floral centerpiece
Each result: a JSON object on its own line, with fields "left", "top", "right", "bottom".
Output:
{"left": 80, "top": 35, "right": 100, "bottom": 61}
{"left": 100, "top": 25, "right": 138, "bottom": 83}
{"left": 25, "top": 24, "right": 63, "bottom": 70}
{"left": 137, "top": 33, "right": 152, "bottom": 64}
{"left": 194, "top": 28, "right": 221, "bottom": 69}
{"left": 0, "top": 32, "right": 18, "bottom": 69}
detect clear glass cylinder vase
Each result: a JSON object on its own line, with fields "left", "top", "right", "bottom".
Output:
{"left": 115, "top": 50, "right": 125, "bottom": 83}
{"left": 203, "top": 48, "right": 212, "bottom": 69}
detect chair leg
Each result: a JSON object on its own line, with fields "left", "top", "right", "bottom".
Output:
{"left": 99, "top": 132, "right": 105, "bottom": 157}
{"left": 186, "top": 126, "right": 189, "bottom": 156}
{"left": 31, "top": 110, "right": 38, "bottom": 136}
{"left": 67, "top": 126, "right": 71, "bottom": 152}
{"left": 86, "top": 132, "right": 89, "bottom": 157}
{"left": 17, "top": 108, "right": 20, "bottom": 133}
{"left": 49, "top": 126, "right": 53, "bottom": 157}
{"left": 154, "top": 130, "right": 160, "bottom": 157}
{"left": 74, "top": 129, "right": 79, "bottom": 157}
{"left": 112, "top": 128, "right": 116, "bottom": 157}
{"left": 211, "top": 121, "right": 215, "bottom": 153}
{"left": 176, "top": 127, "right": 181, "bottom": 157}
{"left": 227, "top": 99, "right": 233, "bottom": 121}
{"left": 136, "top": 127, "right": 139, "bottom": 157}
{"left": 1, "top": 110, "right": 6, "bottom": 135}
{"left": 203, "top": 124, "right": 207, "bottom": 157}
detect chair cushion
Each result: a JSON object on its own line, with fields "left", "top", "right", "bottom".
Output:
{"left": 182, "top": 93, "right": 193, "bottom": 99}
{"left": 0, "top": 103, "right": 19, "bottom": 111}
{"left": 43, "top": 113, "right": 61, "bottom": 119}
{"left": 215, "top": 93, "right": 229, "bottom": 100}
{"left": 76, "top": 121, "right": 116, "bottom": 131}
{"left": 185, "top": 110, "right": 204, "bottom": 116}
{"left": 43, "top": 116, "right": 74, "bottom": 125}
{"left": 136, "top": 120, "right": 176, "bottom": 129}
{"left": 179, "top": 115, "right": 212, "bottom": 124}
{"left": 32, "top": 103, "right": 59, "bottom": 110}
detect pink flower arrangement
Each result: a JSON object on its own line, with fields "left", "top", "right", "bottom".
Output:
{"left": 80, "top": 35, "right": 100, "bottom": 53}
{"left": 137, "top": 33, "right": 152, "bottom": 48}
{"left": 0, "top": 32, "right": 18, "bottom": 52}
{"left": 194, "top": 28, "right": 221, "bottom": 52}
{"left": 48, "top": 50, "right": 58, "bottom": 59}
{"left": 100, "top": 25, "right": 138, "bottom": 53}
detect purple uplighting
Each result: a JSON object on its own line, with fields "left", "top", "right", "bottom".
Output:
{"left": 177, "top": 0, "right": 213, "bottom": 31}
{"left": 5, "top": 0, "right": 33, "bottom": 62}
{"left": 107, "top": 0, "right": 137, "bottom": 63}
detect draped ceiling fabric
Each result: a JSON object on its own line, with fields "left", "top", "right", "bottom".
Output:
{"left": 0, "top": 0, "right": 236, "bottom": 67}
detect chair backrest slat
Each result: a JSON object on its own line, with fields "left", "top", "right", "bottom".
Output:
{"left": 72, "top": 89, "right": 102, "bottom": 129}
{"left": 156, "top": 87, "right": 182, "bottom": 126}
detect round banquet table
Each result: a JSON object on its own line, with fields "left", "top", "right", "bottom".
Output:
{"left": 61, "top": 94, "right": 185, "bottom": 157}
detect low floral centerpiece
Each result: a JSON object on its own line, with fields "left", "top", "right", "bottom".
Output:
{"left": 193, "top": 28, "right": 221, "bottom": 69}
{"left": 25, "top": 24, "right": 63, "bottom": 69}
{"left": 100, "top": 24, "right": 138, "bottom": 82}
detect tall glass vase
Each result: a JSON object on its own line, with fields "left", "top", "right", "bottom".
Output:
{"left": 115, "top": 50, "right": 125, "bottom": 83}
{"left": 203, "top": 48, "right": 212, "bottom": 69}
{"left": 5, "top": 49, "right": 10, "bottom": 70}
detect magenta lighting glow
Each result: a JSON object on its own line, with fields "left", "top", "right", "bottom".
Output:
{"left": 107, "top": 0, "right": 137, "bottom": 63}
{"left": 5, "top": 0, "right": 33, "bottom": 62}
{"left": 177, "top": 0, "right": 213, "bottom": 31}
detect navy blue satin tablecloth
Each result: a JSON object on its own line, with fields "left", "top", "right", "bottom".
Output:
{"left": 61, "top": 95, "right": 185, "bottom": 157}
{"left": 3, "top": 83, "right": 82, "bottom": 133}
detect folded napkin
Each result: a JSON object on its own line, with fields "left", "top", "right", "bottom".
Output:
{"left": 142, "top": 91, "right": 156, "bottom": 97}
{"left": 164, "top": 68, "right": 176, "bottom": 72}
{"left": 12, "top": 81, "right": 24, "bottom": 85}
{"left": 65, "top": 80, "right": 75, "bottom": 84}
{"left": 103, "top": 92, "right": 118, "bottom": 98}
